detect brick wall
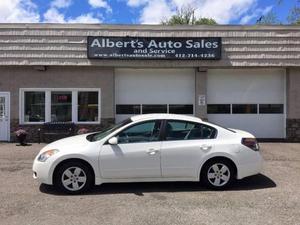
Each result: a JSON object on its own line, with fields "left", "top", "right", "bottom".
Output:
{"left": 11, "top": 118, "right": 115, "bottom": 143}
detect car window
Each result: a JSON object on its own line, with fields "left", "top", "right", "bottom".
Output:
{"left": 87, "top": 118, "right": 132, "bottom": 142}
{"left": 165, "top": 120, "right": 217, "bottom": 141}
{"left": 117, "top": 120, "right": 162, "bottom": 144}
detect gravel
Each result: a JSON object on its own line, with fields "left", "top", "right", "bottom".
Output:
{"left": 0, "top": 142, "right": 299, "bottom": 225}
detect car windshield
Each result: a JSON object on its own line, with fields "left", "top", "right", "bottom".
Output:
{"left": 86, "top": 118, "right": 132, "bottom": 142}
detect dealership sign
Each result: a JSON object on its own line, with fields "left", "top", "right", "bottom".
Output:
{"left": 87, "top": 36, "right": 221, "bottom": 60}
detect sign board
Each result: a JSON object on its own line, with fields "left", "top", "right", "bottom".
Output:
{"left": 87, "top": 36, "right": 221, "bottom": 60}
{"left": 198, "top": 95, "right": 206, "bottom": 106}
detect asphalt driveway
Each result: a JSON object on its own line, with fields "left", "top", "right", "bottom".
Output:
{"left": 0, "top": 142, "right": 299, "bottom": 225}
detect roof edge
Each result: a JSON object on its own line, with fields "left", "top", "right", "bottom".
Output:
{"left": 0, "top": 23, "right": 300, "bottom": 31}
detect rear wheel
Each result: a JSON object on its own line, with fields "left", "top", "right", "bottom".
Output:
{"left": 201, "top": 159, "right": 235, "bottom": 190}
{"left": 54, "top": 161, "right": 93, "bottom": 194}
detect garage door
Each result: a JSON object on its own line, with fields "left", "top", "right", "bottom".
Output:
{"left": 115, "top": 69, "right": 195, "bottom": 123}
{"left": 207, "top": 69, "right": 285, "bottom": 138}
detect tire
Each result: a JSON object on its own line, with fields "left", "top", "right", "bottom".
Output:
{"left": 54, "top": 161, "right": 93, "bottom": 194}
{"left": 201, "top": 159, "right": 235, "bottom": 190}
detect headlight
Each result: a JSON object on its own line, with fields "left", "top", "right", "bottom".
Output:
{"left": 37, "top": 149, "right": 59, "bottom": 162}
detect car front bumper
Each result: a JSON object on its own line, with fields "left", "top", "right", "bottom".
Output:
{"left": 32, "top": 159, "right": 53, "bottom": 185}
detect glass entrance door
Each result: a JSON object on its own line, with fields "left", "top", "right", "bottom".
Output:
{"left": 0, "top": 93, "right": 10, "bottom": 141}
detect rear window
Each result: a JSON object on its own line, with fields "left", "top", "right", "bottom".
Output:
{"left": 206, "top": 121, "right": 236, "bottom": 133}
{"left": 164, "top": 120, "right": 217, "bottom": 141}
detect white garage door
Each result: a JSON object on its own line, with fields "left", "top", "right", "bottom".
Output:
{"left": 115, "top": 69, "right": 195, "bottom": 123}
{"left": 207, "top": 69, "right": 285, "bottom": 138}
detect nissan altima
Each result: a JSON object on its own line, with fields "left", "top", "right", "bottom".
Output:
{"left": 33, "top": 114, "right": 263, "bottom": 194}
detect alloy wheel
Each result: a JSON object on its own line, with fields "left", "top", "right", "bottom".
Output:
{"left": 207, "top": 163, "right": 231, "bottom": 187}
{"left": 61, "top": 166, "right": 87, "bottom": 191}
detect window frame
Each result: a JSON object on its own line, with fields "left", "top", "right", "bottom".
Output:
{"left": 232, "top": 104, "right": 258, "bottom": 114}
{"left": 77, "top": 91, "right": 100, "bottom": 122}
{"left": 116, "top": 104, "right": 141, "bottom": 115}
{"left": 161, "top": 120, "right": 218, "bottom": 141}
{"left": 142, "top": 104, "right": 168, "bottom": 114}
{"left": 19, "top": 88, "right": 101, "bottom": 125}
{"left": 169, "top": 104, "right": 194, "bottom": 114}
{"left": 207, "top": 104, "right": 231, "bottom": 114}
{"left": 23, "top": 91, "right": 46, "bottom": 123}
{"left": 115, "top": 104, "right": 194, "bottom": 115}
{"left": 259, "top": 104, "right": 284, "bottom": 114}
{"left": 51, "top": 91, "right": 73, "bottom": 123}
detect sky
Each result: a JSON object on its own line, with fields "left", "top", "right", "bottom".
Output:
{"left": 0, "top": 0, "right": 298, "bottom": 25}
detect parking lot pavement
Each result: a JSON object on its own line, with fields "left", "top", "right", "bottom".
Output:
{"left": 0, "top": 143, "right": 299, "bottom": 225}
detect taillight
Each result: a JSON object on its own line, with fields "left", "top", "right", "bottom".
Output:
{"left": 242, "top": 138, "right": 259, "bottom": 151}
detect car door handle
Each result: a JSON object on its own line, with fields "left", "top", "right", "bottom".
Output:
{"left": 200, "top": 144, "right": 212, "bottom": 151}
{"left": 146, "top": 149, "right": 160, "bottom": 155}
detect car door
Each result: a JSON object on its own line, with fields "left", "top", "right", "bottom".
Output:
{"left": 160, "top": 120, "right": 217, "bottom": 179}
{"left": 99, "top": 120, "right": 162, "bottom": 179}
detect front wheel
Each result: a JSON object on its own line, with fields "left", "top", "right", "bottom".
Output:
{"left": 201, "top": 159, "right": 235, "bottom": 190}
{"left": 54, "top": 161, "right": 93, "bottom": 194}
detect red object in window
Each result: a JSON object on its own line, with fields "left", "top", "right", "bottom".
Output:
{"left": 57, "top": 95, "right": 68, "bottom": 102}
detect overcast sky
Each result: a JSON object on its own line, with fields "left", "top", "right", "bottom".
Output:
{"left": 0, "top": 0, "right": 297, "bottom": 24}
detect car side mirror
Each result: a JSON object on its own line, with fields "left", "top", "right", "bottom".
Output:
{"left": 108, "top": 137, "right": 118, "bottom": 145}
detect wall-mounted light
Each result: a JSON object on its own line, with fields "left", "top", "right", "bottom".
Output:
{"left": 33, "top": 66, "right": 47, "bottom": 71}
{"left": 197, "top": 67, "right": 207, "bottom": 72}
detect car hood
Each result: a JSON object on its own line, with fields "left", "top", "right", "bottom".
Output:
{"left": 229, "top": 129, "right": 255, "bottom": 138}
{"left": 40, "top": 134, "right": 90, "bottom": 154}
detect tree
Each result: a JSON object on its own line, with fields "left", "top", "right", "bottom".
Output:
{"left": 194, "top": 18, "right": 218, "bottom": 25}
{"left": 277, "top": 0, "right": 300, "bottom": 24}
{"left": 255, "top": 0, "right": 300, "bottom": 25}
{"left": 161, "top": 6, "right": 217, "bottom": 25}
{"left": 287, "top": 0, "right": 300, "bottom": 24}
{"left": 256, "top": 11, "right": 279, "bottom": 25}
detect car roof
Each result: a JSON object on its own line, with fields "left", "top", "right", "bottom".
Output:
{"left": 130, "top": 114, "right": 203, "bottom": 123}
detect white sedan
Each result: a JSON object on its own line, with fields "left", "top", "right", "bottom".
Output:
{"left": 33, "top": 114, "right": 263, "bottom": 194}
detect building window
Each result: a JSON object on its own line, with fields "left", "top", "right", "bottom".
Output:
{"left": 0, "top": 97, "right": 4, "bottom": 117}
{"left": 116, "top": 104, "right": 193, "bottom": 115}
{"left": 51, "top": 92, "right": 72, "bottom": 122}
{"left": 259, "top": 104, "right": 284, "bottom": 114}
{"left": 142, "top": 104, "right": 167, "bottom": 114}
{"left": 207, "top": 104, "right": 231, "bottom": 114}
{"left": 24, "top": 92, "right": 45, "bottom": 122}
{"left": 21, "top": 89, "right": 100, "bottom": 124}
{"left": 169, "top": 104, "right": 193, "bottom": 114}
{"left": 78, "top": 92, "right": 99, "bottom": 122}
{"left": 232, "top": 104, "right": 257, "bottom": 114}
{"left": 116, "top": 104, "right": 141, "bottom": 114}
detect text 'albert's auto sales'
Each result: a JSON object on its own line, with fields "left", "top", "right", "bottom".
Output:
{"left": 87, "top": 36, "right": 222, "bottom": 60}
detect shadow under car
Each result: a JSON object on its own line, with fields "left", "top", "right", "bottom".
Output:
{"left": 39, "top": 173, "right": 276, "bottom": 196}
